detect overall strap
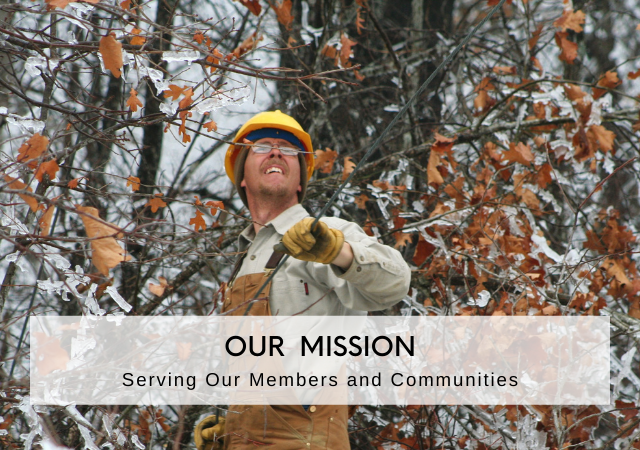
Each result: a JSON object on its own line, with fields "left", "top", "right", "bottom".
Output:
{"left": 264, "top": 251, "right": 285, "bottom": 271}
{"left": 227, "top": 252, "right": 247, "bottom": 287}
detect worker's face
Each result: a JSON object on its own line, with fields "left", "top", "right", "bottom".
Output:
{"left": 241, "top": 137, "right": 302, "bottom": 203}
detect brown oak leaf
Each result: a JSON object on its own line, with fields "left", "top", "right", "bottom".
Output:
{"left": 99, "top": 33, "right": 123, "bottom": 78}
{"left": 76, "top": 205, "right": 131, "bottom": 276}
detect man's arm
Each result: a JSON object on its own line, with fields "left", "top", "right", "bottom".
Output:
{"left": 312, "top": 217, "right": 411, "bottom": 311}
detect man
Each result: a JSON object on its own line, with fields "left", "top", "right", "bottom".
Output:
{"left": 195, "top": 110, "right": 411, "bottom": 450}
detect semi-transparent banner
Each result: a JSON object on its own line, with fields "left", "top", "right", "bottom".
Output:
{"left": 30, "top": 315, "right": 609, "bottom": 405}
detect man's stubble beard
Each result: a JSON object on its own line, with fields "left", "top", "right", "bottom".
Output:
{"left": 258, "top": 183, "right": 291, "bottom": 200}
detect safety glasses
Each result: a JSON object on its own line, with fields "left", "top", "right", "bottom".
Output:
{"left": 242, "top": 140, "right": 314, "bottom": 156}
{"left": 251, "top": 143, "right": 303, "bottom": 156}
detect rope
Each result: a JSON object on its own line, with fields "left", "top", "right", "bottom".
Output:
{"left": 242, "top": 0, "right": 508, "bottom": 315}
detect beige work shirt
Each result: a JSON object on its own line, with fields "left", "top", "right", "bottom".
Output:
{"left": 235, "top": 204, "right": 411, "bottom": 316}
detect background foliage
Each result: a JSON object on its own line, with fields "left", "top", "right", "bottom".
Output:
{"left": 2, "top": 0, "right": 640, "bottom": 448}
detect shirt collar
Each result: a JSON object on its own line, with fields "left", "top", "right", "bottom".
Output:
{"left": 269, "top": 204, "right": 309, "bottom": 235}
{"left": 238, "top": 203, "right": 309, "bottom": 249}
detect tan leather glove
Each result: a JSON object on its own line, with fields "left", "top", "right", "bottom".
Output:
{"left": 277, "top": 218, "right": 345, "bottom": 264}
{"left": 194, "top": 416, "right": 225, "bottom": 450}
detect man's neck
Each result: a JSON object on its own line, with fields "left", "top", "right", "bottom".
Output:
{"left": 247, "top": 197, "right": 298, "bottom": 234}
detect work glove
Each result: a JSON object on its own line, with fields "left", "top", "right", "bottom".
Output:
{"left": 194, "top": 416, "right": 225, "bottom": 450}
{"left": 276, "top": 218, "right": 344, "bottom": 264}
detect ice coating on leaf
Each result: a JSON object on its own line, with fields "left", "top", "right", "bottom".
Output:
{"left": 2, "top": 210, "right": 29, "bottom": 234}
{"left": 131, "top": 434, "right": 145, "bottom": 450}
{"left": 85, "top": 284, "right": 105, "bottom": 316}
{"left": 145, "top": 67, "right": 169, "bottom": 95}
{"left": 300, "top": 1, "right": 323, "bottom": 45}
{"left": 6, "top": 114, "right": 45, "bottom": 134}
{"left": 106, "top": 285, "right": 132, "bottom": 312}
{"left": 612, "top": 347, "right": 639, "bottom": 396}
{"left": 45, "top": 254, "right": 71, "bottom": 270}
{"left": 6, "top": 252, "right": 26, "bottom": 272}
{"left": 160, "top": 101, "right": 177, "bottom": 116}
{"left": 469, "top": 290, "right": 491, "bottom": 307}
{"left": 106, "top": 311, "right": 126, "bottom": 325}
{"left": 25, "top": 56, "right": 48, "bottom": 76}
{"left": 70, "top": 334, "right": 96, "bottom": 360}
{"left": 65, "top": 405, "right": 93, "bottom": 429}
{"left": 38, "top": 265, "right": 90, "bottom": 301}
{"left": 17, "top": 397, "right": 41, "bottom": 450}
{"left": 77, "top": 424, "right": 99, "bottom": 450}
{"left": 162, "top": 50, "right": 201, "bottom": 65}
{"left": 195, "top": 85, "right": 251, "bottom": 114}
{"left": 516, "top": 415, "right": 548, "bottom": 450}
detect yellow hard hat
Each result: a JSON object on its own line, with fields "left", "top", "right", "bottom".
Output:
{"left": 225, "top": 110, "right": 314, "bottom": 184}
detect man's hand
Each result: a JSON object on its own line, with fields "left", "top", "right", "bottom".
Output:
{"left": 194, "top": 416, "right": 225, "bottom": 450}
{"left": 277, "top": 218, "right": 345, "bottom": 264}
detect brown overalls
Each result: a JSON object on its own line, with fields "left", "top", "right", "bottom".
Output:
{"left": 221, "top": 252, "right": 350, "bottom": 450}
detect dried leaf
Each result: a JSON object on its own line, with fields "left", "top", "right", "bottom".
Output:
{"left": 314, "top": 148, "right": 338, "bottom": 174}
{"left": 149, "top": 277, "right": 168, "bottom": 296}
{"left": 68, "top": 178, "right": 81, "bottom": 189}
{"left": 39, "top": 204, "right": 56, "bottom": 236}
{"left": 503, "top": 142, "right": 534, "bottom": 166}
{"left": 146, "top": 194, "right": 167, "bottom": 213}
{"left": 190, "top": 209, "right": 207, "bottom": 232}
{"left": 553, "top": 9, "right": 585, "bottom": 33}
{"left": 432, "top": 133, "right": 456, "bottom": 153}
{"left": 339, "top": 34, "right": 357, "bottom": 68}
{"left": 204, "top": 120, "right": 218, "bottom": 132}
{"left": 564, "top": 84, "right": 587, "bottom": 103}
{"left": 232, "top": 32, "right": 262, "bottom": 59}
{"left": 427, "top": 151, "right": 444, "bottom": 186}
{"left": 473, "top": 77, "right": 495, "bottom": 111}
{"left": 176, "top": 341, "right": 192, "bottom": 360}
{"left": 493, "top": 65, "right": 517, "bottom": 75}
{"left": 126, "top": 88, "right": 143, "bottom": 112}
{"left": 130, "top": 28, "right": 146, "bottom": 46}
{"left": 99, "top": 34, "right": 123, "bottom": 79}
{"left": 194, "top": 32, "right": 205, "bottom": 45}
{"left": 602, "top": 258, "right": 632, "bottom": 293}
{"left": 629, "top": 69, "right": 640, "bottom": 80}
{"left": 205, "top": 200, "right": 224, "bottom": 214}
{"left": 163, "top": 84, "right": 188, "bottom": 101}
{"left": 126, "top": 176, "right": 140, "bottom": 191}
{"left": 178, "top": 88, "right": 194, "bottom": 143}
{"left": 34, "top": 159, "right": 59, "bottom": 182}
{"left": 393, "top": 231, "right": 412, "bottom": 249}
{"left": 17, "top": 133, "right": 49, "bottom": 168}
{"left": 341, "top": 156, "right": 356, "bottom": 181}
{"left": 593, "top": 71, "right": 621, "bottom": 100}
{"left": 412, "top": 237, "right": 435, "bottom": 266}
{"left": 33, "top": 332, "right": 69, "bottom": 375}
{"left": 321, "top": 44, "right": 339, "bottom": 65}
{"left": 120, "top": 0, "right": 131, "bottom": 10}
{"left": 528, "top": 23, "right": 543, "bottom": 50}
{"left": 271, "top": 0, "right": 293, "bottom": 30}
{"left": 46, "top": 0, "right": 99, "bottom": 8}
{"left": 536, "top": 163, "right": 553, "bottom": 189}
{"left": 236, "top": 0, "right": 261, "bottom": 16}
{"left": 555, "top": 31, "right": 578, "bottom": 64}
{"left": 76, "top": 205, "right": 130, "bottom": 276}
{"left": 354, "top": 194, "right": 368, "bottom": 209}
{"left": 4, "top": 175, "right": 38, "bottom": 211}
{"left": 587, "top": 125, "right": 615, "bottom": 153}
{"left": 206, "top": 49, "right": 224, "bottom": 72}
{"left": 356, "top": 8, "right": 365, "bottom": 35}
